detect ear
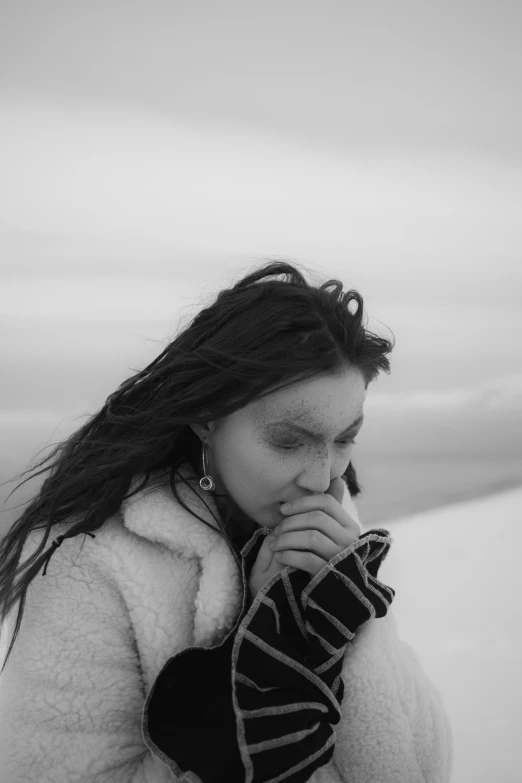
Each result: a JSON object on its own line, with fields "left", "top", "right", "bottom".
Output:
{"left": 189, "top": 423, "right": 206, "bottom": 442}
{"left": 188, "top": 422, "right": 213, "bottom": 442}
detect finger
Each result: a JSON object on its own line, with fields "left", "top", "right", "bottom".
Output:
{"left": 272, "top": 528, "right": 341, "bottom": 561}
{"left": 273, "top": 548, "right": 328, "bottom": 577}
{"left": 257, "top": 533, "right": 278, "bottom": 572}
{"left": 281, "top": 481, "right": 356, "bottom": 531}
{"left": 274, "top": 513, "right": 359, "bottom": 549}
{"left": 326, "top": 476, "right": 346, "bottom": 505}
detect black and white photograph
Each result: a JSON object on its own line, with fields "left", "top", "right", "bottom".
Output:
{"left": 1, "top": 2, "right": 521, "bottom": 781}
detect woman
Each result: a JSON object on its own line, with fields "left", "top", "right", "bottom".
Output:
{"left": 0, "top": 261, "right": 453, "bottom": 782}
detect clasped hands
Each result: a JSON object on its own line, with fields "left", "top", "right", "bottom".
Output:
{"left": 248, "top": 476, "right": 361, "bottom": 601}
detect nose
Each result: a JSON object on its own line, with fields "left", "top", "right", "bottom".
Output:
{"left": 298, "top": 480, "right": 331, "bottom": 495}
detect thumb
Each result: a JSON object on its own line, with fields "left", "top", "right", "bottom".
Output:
{"left": 326, "top": 476, "right": 346, "bottom": 505}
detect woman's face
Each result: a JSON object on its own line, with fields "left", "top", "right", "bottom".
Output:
{"left": 190, "top": 367, "right": 366, "bottom": 530}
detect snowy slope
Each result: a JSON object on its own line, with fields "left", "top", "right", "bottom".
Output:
{"left": 374, "top": 485, "right": 522, "bottom": 783}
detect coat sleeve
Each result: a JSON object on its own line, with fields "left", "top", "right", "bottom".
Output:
{"left": 230, "top": 533, "right": 395, "bottom": 783}
{"left": 0, "top": 534, "right": 177, "bottom": 783}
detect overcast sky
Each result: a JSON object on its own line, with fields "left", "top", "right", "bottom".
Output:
{"left": 1, "top": 0, "right": 521, "bottom": 425}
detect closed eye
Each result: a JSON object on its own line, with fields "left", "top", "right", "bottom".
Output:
{"left": 275, "top": 438, "right": 357, "bottom": 451}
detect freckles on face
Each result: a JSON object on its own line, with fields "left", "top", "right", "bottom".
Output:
{"left": 210, "top": 368, "right": 365, "bottom": 525}
{"left": 238, "top": 427, "right": 287, "bottom": 499}
{"left": 250, "top": 367, "right": 365, "bottom": 483}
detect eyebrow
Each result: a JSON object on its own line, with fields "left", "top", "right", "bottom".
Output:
{"left": 268, "top": 414, "right": 364, "bottom": 439}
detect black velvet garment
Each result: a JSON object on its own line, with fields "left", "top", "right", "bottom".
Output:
{"left": 143, "top": 526, "right": 395, "bottom": 783}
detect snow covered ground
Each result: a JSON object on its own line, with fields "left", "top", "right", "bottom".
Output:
{"left": 373, "top": 484, "right": 522, "bottom": 783}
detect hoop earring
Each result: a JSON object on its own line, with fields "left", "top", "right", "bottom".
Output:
{"left": 199, "top": 441, "right": 215, "bottom": 491}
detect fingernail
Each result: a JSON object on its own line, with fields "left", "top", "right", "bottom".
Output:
{"left": 281, "top": 503, "right": 291, "bottom": 511}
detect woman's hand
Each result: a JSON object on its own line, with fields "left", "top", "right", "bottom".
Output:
{"left": 248, "top": 534, "right": 286, "bottom": 602}
{"left": 248, "top": 477, "right": 360, "bottom": 602}
{"left": 270, "top": 476, "right": 360, "bottom": 571}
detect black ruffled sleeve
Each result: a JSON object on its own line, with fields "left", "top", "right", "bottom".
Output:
{"left": 299, "top": 529, "right": 395, "bottom": 687}
{"left": 143, "top": 528, "right": 395, "bottom": 783}
{"left": 231, "top": 529, "right": 394, "bottom": 781}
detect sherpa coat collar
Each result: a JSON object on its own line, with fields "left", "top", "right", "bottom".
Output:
{"left": 122, "top": 464, "right": 248, "bottom": 648}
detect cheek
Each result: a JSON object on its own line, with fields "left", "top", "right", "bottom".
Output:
{"left": 241, "top": 440, "right": 286, "bottom": 496}
{"left": 219, "top": 435, "right": 270, "bottom": 487}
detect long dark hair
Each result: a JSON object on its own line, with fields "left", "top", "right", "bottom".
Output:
{"left": 0, "top": 260, "right": 394, "bottom": 673}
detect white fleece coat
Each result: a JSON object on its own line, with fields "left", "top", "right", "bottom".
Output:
{"left": 0, "top": 466, "right": 453, "bottom": 782}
